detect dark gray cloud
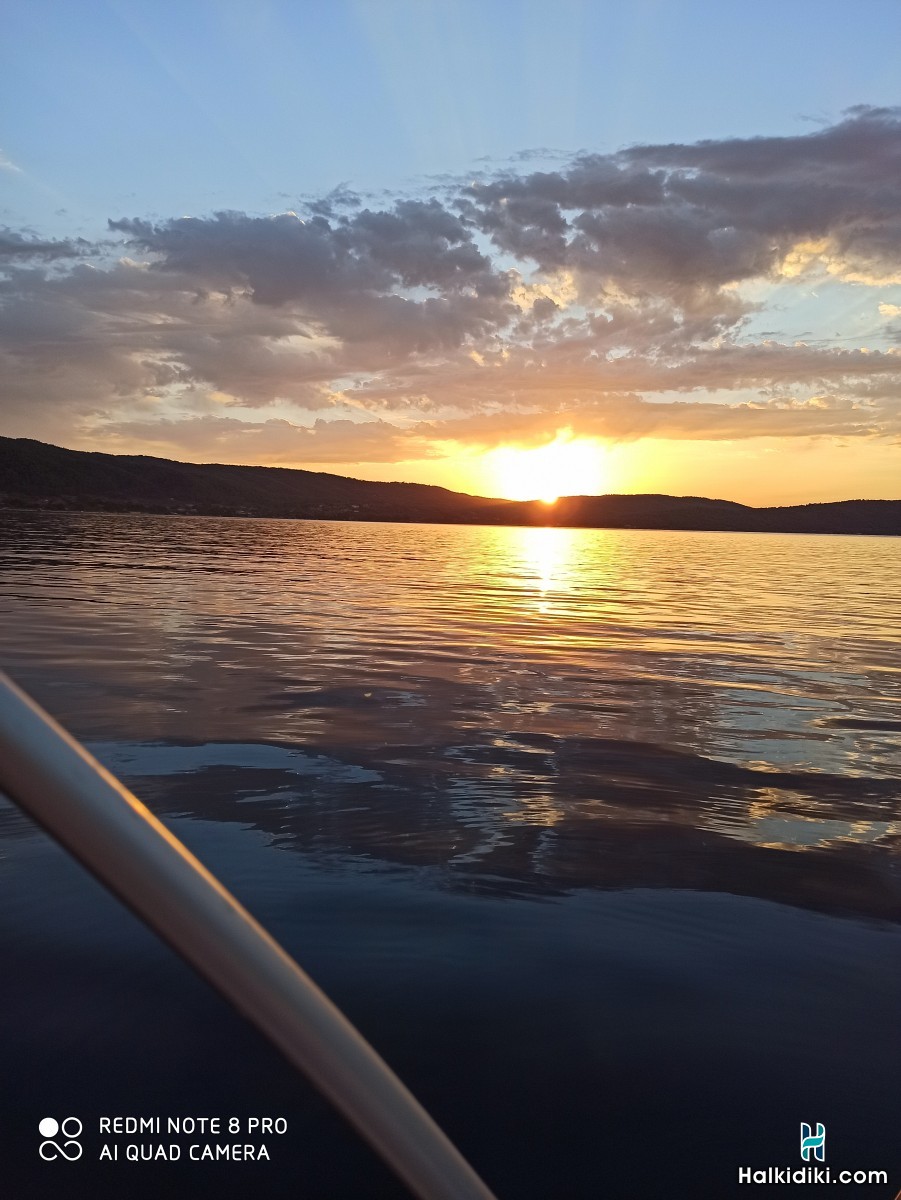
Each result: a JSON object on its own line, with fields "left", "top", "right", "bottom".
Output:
{"left": 108, "top": 201, "right": 514, "bottom": 353}
{"left": 624, "top": 105, "right": 901, "bottom": 179}
{"left": 303, "top": 183, "right": 363, "bottom": 217}
{"left": 460, "top": 106, "right": 901, "bottom": 296}
{"left": 0, "top": 228, "right": 92, "bottom": 260}
{"left": 2, "top": 107, "right": 901, "bottom": 458}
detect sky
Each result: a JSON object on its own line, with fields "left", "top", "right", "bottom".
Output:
{"left": 2, "top": 0, "right": 901, "bottom": 505}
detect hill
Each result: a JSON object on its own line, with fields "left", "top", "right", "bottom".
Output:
{"left": 0, "top": 436, "right": 516, "bottom": 523}
{"left": 1, "top": 436, "right": 899, "bottom": 535}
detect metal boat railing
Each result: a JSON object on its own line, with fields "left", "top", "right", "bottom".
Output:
{"left": 0, "top": 670, "right": 498, "bottom": 1200}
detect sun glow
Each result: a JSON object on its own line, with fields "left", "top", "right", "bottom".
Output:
{"left": 486, "top": 433, "right": 607, "bottom": 503}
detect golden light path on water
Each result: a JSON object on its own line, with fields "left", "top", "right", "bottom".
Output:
{"left": 513, "top": 525, "right": 582, "bottom": 612}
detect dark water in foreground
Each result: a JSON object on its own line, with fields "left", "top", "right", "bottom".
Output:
{"left": 1, "top": 511, "right": 900, "bottom": 1199}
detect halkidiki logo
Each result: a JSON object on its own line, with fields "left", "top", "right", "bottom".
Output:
{"left": 800, "top": 1122, "right": 825, "bottom": 1162}
{"left": 38, "top": 1117, "right": 83, "bottom": 1161}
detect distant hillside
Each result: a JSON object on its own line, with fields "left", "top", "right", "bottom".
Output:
{"left": 1, "top": 436, "right": 899, "bottom": 535}
{"left": 0, "top": 436, "right": 517, "bottom": 523}
{"left": 545, "top": 493, "right": 901, "bottom": 535}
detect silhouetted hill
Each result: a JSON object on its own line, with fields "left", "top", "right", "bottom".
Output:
{"left": 0, "top": 436, "right": 517, "bottom": 523}
{"left": 1, "top": 436, "right": 899, "bottom": 535}
{"left": 544, "top": 494, "right": 901, "bottom": 535}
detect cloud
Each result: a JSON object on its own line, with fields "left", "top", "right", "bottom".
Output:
{"left": 94, "top": 415, "right": 435, "bottom": 464}
{"left": 89, "top": 389, "right": 899, "bottom": 468}
{"left": 423, "top": 393, "right": 894, "bottom": 450}
{"left": 107, "top": 202, "right": 513, "bottom": 352}
{"left": 460, "top": 106, "right": 901, "bottom": 298}
{"left": 0, "top": 229, "right": 92, "bottom": 260}
{"left": 3, "top": 107, "right": 901, "bottom": 459}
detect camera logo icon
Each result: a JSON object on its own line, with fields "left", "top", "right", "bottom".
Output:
{"left": 39, "top": 1117, "right": 83, "bottom": 1161}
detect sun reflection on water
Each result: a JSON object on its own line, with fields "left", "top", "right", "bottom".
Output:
{"left": 513, "top": 525, "right": 578, "bottom": 611}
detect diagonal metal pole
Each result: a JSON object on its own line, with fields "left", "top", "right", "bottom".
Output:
{"left": 0, "top": 670, "right": 498, "bottom": 1200}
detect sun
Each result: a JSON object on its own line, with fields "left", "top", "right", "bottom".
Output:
{"left": 486, "top": 432, "right": 607, "bottom": 503}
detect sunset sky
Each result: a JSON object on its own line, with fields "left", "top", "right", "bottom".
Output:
{"left": 2, "top": 0, "right": 901, "bottom": 505}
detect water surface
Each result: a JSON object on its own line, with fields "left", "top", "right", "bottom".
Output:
{"left": 1, "top": 512, "right": 900, "bottom": 1197}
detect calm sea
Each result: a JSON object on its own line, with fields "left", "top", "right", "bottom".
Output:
{"left": 1, "top": 511, "right": 900, "bottom": 1198}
